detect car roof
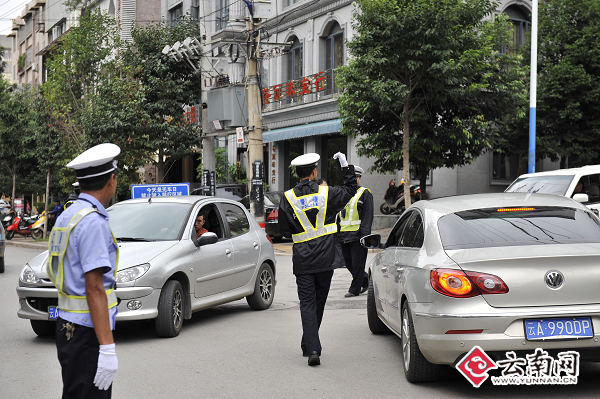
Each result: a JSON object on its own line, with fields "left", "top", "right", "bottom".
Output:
{"left": 415, "top": 192, "right": 585, "bottom": 216}
{"left": 515, "top": 165, "right": 600, "bottom": 178}
{"left": 112, "top": 195, "right": 237, "bottom": 206}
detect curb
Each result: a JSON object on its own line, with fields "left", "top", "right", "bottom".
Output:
{"left": 5, "top": 240, "right": 47, "bottom": 250}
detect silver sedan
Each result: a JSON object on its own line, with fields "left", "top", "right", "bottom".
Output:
{"left": 17, "top": 196, "right": 276, "bottom": 338}
{"left": 363, "top": 193, "right": 600, "bottom": 382}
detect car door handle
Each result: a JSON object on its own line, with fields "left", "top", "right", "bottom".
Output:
{"left": 225, "top": 249, "right": 232, "bottom": 256}
{"left": 381, "top": 266, "right": 388, "bottom": 273}
{"left": 253, "top": 241, "right": 259, "bottom": 249}
{"left": 396, "top": 267, "right": 403, "bottom": 273}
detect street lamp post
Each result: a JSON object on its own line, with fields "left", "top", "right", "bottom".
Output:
{"left": 528, "top": 0, "right": 538, "bottom": 173}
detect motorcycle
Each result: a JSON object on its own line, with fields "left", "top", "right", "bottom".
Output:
{"left": 2, "top": 209, "right": 15, "bottom": 229}
{"left": 380, "top": 179, "right": 422, "bottom": 215}
{"left": 30, "top": 211, "right": 47, "bottom": 239}
{"left": 5, "top": 213, "right": 36, "bottom": 240}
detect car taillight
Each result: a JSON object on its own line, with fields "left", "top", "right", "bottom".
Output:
{"left": 430, "top": 269, "right": 508, "bottom": 298}
{"left": 267, "top": 208, "right": 278, "bottom": 221}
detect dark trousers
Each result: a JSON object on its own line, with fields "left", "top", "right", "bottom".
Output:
{"left": 341, "top": 240, "right": 369, "bottom": 295}
{"left": 56, "top": 318, "right": 112, "bottom": 399}
{"left": 296, "top": 270, "right": 334, "bottom": 355}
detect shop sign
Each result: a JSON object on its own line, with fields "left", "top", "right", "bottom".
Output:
{"left": 262, "top": 71, "right": 327, "bottom": 105}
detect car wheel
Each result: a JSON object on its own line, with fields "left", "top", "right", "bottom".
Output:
{"left": 246, "top": 263, "right": 274, "bottom": 310}
{"left": 0, "top": 257, "right": 4, "bottom": 273}
{"left": 31, "top": 229, "right": 43, "bottom": 240}
{"left": 6, "top": 231, "right": 14, "bottom": 240}
{"left": 155, "top": 280, "right": 184, "bottom": 338}
{"left": 31, "top": 320, "right": 55, "bottom": 337}
{"left": 401, "top": 302, "right": 441, "bottom": 382}
{"left": 367, "top": 274, "right": 391, "bottom": 334}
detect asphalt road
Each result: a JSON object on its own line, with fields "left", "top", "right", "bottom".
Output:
{"left": 2, "top": 245, "right": 600, "bottom": 398}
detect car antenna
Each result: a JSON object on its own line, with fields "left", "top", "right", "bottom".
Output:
{"left": 148, "top": 196, "right": 152, "bottom": 204}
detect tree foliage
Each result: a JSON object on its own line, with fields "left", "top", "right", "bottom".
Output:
{"left": 337, "top": 0, "right": 527, "bottom": 199}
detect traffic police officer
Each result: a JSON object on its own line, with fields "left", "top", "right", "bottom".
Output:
{"left": 48, "top": 143, "right": 120, "bottom": 398}
{"left": 338, "top": 165, "right": 374, "bottom": 297}
{"left": 278, "top": 152, "right": 357, "bottom": 366}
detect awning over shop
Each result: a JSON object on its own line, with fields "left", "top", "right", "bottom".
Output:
{"left": 262, "top": 119, "right": 342, "bottom": 143}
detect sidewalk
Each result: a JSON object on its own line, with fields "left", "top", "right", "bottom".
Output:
{"left": 5, "top": 236, "right": 48, "bottom": 250}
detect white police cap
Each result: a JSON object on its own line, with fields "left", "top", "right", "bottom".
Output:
{"left": 291, "top": 153, "right": 320, "bottom": 168}
{"left": 67, "top": 143, "right": 121, "bottom": 180}
{"left": 354, "top": 165, "right": 364, "bottom": 176}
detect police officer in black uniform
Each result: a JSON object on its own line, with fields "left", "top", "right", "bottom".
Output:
{"left": 278, "top": 152, "right": 357, "bottom": 366}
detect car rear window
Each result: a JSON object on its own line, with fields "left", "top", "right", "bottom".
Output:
{"left": 505, "top": 175, "right": 574, "bottom": 196}
{"left": 438, "top": 206, "right": 600, "bottom": 250}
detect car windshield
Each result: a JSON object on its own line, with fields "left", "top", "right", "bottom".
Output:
{"left": 108, "top": 202, "right": 192, "bottom": 241}
{"left": 438, "top": 206, "right": 600, "bottom": 250}
{"left": 264, "top": 192, "right": 281, "bottom": 207}
{"left": 505, "top": 175, "right": 574, "bottom": 196}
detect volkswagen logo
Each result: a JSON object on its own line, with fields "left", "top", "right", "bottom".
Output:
{"left": 545, "top": 270, "right": 564, "bottom": 289}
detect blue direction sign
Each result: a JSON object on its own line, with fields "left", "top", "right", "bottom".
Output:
{"left": 131, "top": 183, "right": 190, "bottom": 199}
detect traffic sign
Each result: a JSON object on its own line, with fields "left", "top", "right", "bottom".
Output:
{"left": 131, "top": 183, "right": 190, "bottom": 199}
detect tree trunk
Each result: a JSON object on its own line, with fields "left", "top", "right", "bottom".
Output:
{"left": 402, "top": 101, "right": 411, "bottom": 208}
{"left": 419, "top": 169, "right": 428, "bottom": 199}
{"left": 11, "top": 173, "right": 16, "bottom": 209}
{"left": 157, "top": 148, "right": 165, "bottom": 183}
{"left": 43, "top": 169, "right": 50, "bottom": 239}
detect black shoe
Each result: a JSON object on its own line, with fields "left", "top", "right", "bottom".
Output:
{"left": 360, "top": 285, "right": 368, "bottom": 294}
{"left": 308, "top": 352, "right": 320, "bottom": 366}
{"left": 344, "top": 291, "right": 358, "bottom": 298}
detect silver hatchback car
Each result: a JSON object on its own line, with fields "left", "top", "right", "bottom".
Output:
{"left": 363, "top": 193, "right": 600, "bottom": 382}
{"left": 17, "top": 196, "right": 276, "bottom": 338}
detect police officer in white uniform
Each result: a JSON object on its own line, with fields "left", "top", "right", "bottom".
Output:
{"left": 48, "top": 143, "right": 120, "bottom": 398}
{"left": 338, "top": 166, "right": 374, "bottom": 297}
{"left": 278, "top": 152, "right": 357, "bottom": 366}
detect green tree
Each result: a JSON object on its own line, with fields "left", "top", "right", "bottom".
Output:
{"left": 122, "top": 19, "right": 203, "bottom": 181}
{"left": 535, "top": 0, "right": 600, "bottom": 168}
{"left": 337, "top": 0, "right": 527, "bottom": 201}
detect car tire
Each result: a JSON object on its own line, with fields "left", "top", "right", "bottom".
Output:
{"left": 246, "top": 263, "right": 274, "bottom": 310}
{"left": 155, "top": 280, "right": 184, "bottom": 338}
{"left": 401, "top": 302, "right": 441, "bottom": 383}
{"left": 6, "top": 230, "right": 14, "bottom": 240}
{"left": 367, "top": 274, "right": 391, "bottom": 335}
{"left": 0, "top": 257, "right": 4, "bottom": 273}
{"left": 31, "top": 320, "right": 55, "bottom": 337}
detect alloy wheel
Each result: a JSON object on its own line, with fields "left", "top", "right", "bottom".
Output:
{"left": 402, "top": 307, "right": 411, "bottom": 371}
{"left": 259, "top": 269, "right": 273, "bottom": 302}
{"left": 172, "top": 289, "right": 183, "bottom": 330}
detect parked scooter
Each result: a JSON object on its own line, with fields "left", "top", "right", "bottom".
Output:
{"left": 5, "top": 213, "right": 36, "bottom": 240}
{"left": 30, "top": 210, "right": 47, "bottom": 239}
{"left": 2, "top": 209, "right": 15, "bottom": 229}
{"left": 380, "top": 179, "right": 422, "bottom": 215}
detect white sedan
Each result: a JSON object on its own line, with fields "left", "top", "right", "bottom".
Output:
{"left": 363, "top": 193, "right": 600, "bottom": 382}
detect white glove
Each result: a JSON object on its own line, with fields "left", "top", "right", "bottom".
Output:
{"left": 94, "top": 343, "right": 118, "bottom": 391}
{"left": 333, "top": 152, "right": 348, "bottom": 167}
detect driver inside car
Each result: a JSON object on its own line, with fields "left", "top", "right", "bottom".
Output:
{"left": 194, "top": 214, "right": 208, "bottom": 238}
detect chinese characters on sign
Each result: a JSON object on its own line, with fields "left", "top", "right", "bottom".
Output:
{"left": 262, "top": 71, "right": 328, "bottom": 105}
{"left": 182, "top": 105, "right": 200, "bottom": 125}
{"left": 130, "top": 183, "right": 191, "bottom": 199}
{"left": 456, "top": 346, "right": 580, "bottom": 388}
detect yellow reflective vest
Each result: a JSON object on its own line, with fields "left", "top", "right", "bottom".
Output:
{"left": 338, "top": 187, "right": 371, "bottom": 232}
{"left": 46, "top": 208, "right": 119, "bottom": 313}
{"left": 284, "top": 185, "right": 338, "bottom": 243}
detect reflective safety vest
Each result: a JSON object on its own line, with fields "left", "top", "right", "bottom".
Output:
{"left": 46, "top": 208, "right": 119, "bottom": 313}
{"left": 284, "top": 185, "right": 337, "bottom": 243}
{"left": 339, "top": 187, "right": 371, "bottom": 232}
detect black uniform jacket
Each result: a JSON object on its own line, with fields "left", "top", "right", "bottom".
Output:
{"left": 278, "top": 165, "right": 357, "bottom": 275}
{"left": 338, "top": 187, "right": 374, "bottom": 244}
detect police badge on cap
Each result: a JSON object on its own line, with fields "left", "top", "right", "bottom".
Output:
{"left": 67, "top": 143, "right": 121, "bottom": 180}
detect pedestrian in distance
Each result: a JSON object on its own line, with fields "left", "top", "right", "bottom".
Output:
{"left": 47, "top": 143, "right": 121, "bottom": 398}
{"left": 338, "top": 165, "right": 374, "bottom": 297}
{"left": 278, "top": 152, "right": 357, "bottom": 366}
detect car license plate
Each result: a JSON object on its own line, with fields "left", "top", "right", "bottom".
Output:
{"left": 524, "top": 317, "right": 593, "bottom": 340}
{"left": 48, "top": 306, "right": 59, "bottom": 321}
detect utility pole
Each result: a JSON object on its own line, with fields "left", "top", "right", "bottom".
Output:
{"left": 528, "top": 0, "right": 538, "bottom": 173}
{"left": 246, "top": 13, "right": 264, "bottom": 220}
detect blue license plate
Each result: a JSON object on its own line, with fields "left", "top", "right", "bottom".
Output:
{"left": 48, "top": 306, "right": 59, "bottom": 321}
{"left": 524, "top": 317, "right": 593, "bottom": 340}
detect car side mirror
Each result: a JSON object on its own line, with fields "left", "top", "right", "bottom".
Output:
{"left": 360, "top": 234, "right": 382, "bottom": 249}
{"left": 194, "top": 232, "right": 218, "bottom": 247}
{"left": 573, "top": 193, "right": 589, "bottom": 203}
